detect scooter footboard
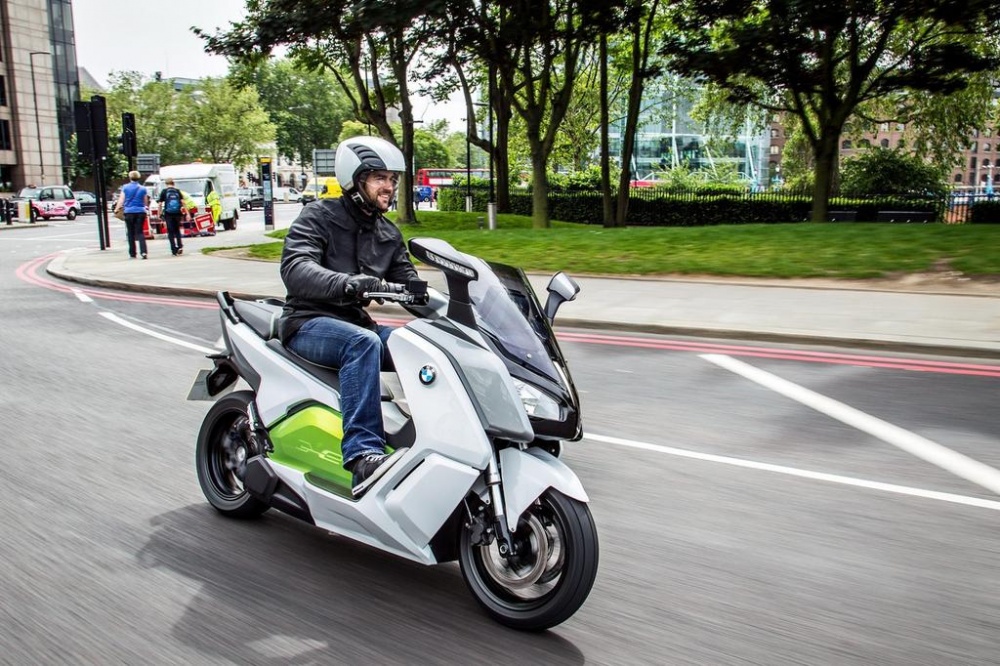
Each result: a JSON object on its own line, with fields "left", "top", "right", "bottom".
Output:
{"left": 499, "top": 447, "right": 589, "bottom": 532}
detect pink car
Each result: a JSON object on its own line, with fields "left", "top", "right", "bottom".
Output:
{"left": 16, "top": 185, "right": 80, "bottom": 220}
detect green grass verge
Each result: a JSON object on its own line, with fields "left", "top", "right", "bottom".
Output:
{"left": 232, "top": 210, "right": 1000, "bottom": 279}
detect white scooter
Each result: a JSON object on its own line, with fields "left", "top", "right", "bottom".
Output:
{"left": 191, "top": 237, "right": 598, "bottom": 630}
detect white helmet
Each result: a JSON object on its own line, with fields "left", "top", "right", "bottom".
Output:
{"left": 335, "top": 136, "right": 405, "bottom": 193}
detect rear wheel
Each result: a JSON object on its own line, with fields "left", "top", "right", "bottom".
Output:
{"left": 196, "top": 390, "right": 269, "bottom": 518}
{"left": 459, "top": 489, "right": 599, "bottom": 631}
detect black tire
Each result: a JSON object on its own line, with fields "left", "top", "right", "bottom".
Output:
{"left": 67, "top": 209, "right": 77, "bottom": 220}
{"left": 459, "top": 489, "right": 599, "bottom": 631}
{"left": 195, "top": 390, "right": 269, "bottom": 518}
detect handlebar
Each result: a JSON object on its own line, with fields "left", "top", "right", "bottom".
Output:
{"left": 363, "top": 279, "right": 429, "bottom": 305}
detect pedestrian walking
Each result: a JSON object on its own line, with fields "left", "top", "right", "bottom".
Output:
{"left": 157, "top": 178, "right": 186, "bottom": 256}
{"left": 114, "top": 171, "right": 149, "bottom": 259}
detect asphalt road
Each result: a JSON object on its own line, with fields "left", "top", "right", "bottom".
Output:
{"left": 2, "top": 218, "right": 1000, "bottom": 665}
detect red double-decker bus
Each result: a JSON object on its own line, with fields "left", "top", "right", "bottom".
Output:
{"left": 415, "top": 168, "right": 490, "bottom": 188}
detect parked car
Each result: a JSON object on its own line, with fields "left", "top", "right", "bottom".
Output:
{"left": 238, "top": 186, "right": 264, "bottom": 210}
{"left": 74, "top": 190, "right": 98, "bottom": 215}
{"left": 13, "top": 185, "right": 79, "bottom": 220}
{"left": 273, "top": 186, "right": 302, "bottom": 203}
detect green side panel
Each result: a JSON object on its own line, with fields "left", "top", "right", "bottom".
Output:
{"left": 268, "top": 405, "right": 352, "bottom": 487}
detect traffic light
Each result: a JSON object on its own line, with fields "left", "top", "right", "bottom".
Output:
{"left": 120, "top": 112, "right": 137, "bottom": 158}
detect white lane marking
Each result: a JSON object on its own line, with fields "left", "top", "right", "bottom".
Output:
{"left": 583, "top": 433, "right": 1000, "bottom": 512}
{"left": 99, "top": 312, "right": 216, "bottom": 355}
{"left": 701, "top": 353, "right": 1000, "bottom": 496}
{"left": 71, "top": 288, "right": 93, "bottom": 303}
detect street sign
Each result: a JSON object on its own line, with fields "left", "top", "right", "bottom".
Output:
{"left": 313, "top": 149, "right": 336, "bottom": 176}
{"left": 137, "top": 153, "right": 160, "bottom": 173}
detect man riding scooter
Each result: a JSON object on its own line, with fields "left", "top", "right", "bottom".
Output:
{"left": 277, "top": 136, "right": 417, "bottom": 494}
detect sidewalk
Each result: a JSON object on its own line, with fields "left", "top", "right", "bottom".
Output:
{"left": 39, "top": 222, "right": 1000, "bottom": 359}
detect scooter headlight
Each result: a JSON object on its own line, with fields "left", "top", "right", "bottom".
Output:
{"left": 512, "top": 379, "right": 561, "bottom": 420}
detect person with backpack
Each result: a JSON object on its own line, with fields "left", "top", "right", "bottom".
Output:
{"left": 157, "top": 177, "right": 186, "bottom": 256}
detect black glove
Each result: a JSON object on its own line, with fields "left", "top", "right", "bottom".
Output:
{"left": 344, "top": 274, "right": 386, "bottom": 302}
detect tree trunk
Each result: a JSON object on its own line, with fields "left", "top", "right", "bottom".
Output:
{"left": 493, "top": 82, "right": 514, "bottom": 213}
{"left": 599, "top": 33, "right": 613, "bottom": 227}
{"left": 810, "top": 129, "right": 840, "bottom": 222}
{"left": 530, "top": 148, "right": 550, "bottom": 229}
{"left": 614, "top": 77, "right": 643, "bottom": 226}
{"left": 397, "top": 113, "right": 416, "bottom": 224}
{"left": 613, "top": 7, "right": 652, "bottom": 227}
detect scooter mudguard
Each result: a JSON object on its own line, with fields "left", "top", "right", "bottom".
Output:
{"left": 499, "top": 447, "right": 589, "bottom": 532}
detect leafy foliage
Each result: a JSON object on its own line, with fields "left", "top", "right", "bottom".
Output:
{"left": 94, "top": 72, "right": 274, "bottom": 172}
{"left": 662, "top": 0, "right": 1000, "bottom": 221}
{"left": 230, "top": 58, "right": 351, "bottom": 168}
{"left": 840, "top": 149, "right": 949, "bottom": 198}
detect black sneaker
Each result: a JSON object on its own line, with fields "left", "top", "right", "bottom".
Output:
{"left": 350, "top": 452, "right": 389, "bottom": 488}
{"left": 349, "top": 448, "right": 408, "bottom": 497}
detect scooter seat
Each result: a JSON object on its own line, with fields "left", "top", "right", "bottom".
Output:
{"left": 263, "top": 339, "right": 395, "bottom": 401}
{"left": 233, "top": 299, "right": 283, "bottom": 340}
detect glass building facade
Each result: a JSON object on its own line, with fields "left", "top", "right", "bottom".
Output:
{"left": 0, "top": 0, "right": 79, "bottom": 189}
{"left": 608, "top": 92, "right": 771, "bottom": 184}
{"left": 48, "top": 0, "right": 79, "bottom": 186}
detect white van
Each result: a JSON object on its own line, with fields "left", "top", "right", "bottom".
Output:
{"left": 157, "top": 163, "right": 240, "bottom": 230}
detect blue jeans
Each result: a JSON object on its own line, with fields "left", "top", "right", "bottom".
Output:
{"left": 287, "top": 317, "right": 394, "bottom": 467}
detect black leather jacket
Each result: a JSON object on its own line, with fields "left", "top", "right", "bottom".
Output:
{"left": 278, "top": 196, "right": 417, "bottom": 342}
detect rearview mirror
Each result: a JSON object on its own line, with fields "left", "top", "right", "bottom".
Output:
{"left": 544, "top": 272, "right": 580, "bottom": 323}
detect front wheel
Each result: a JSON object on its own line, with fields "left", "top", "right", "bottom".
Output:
{"left": 195, "top": 390, "right": 269, "bottom": 518}
{"left": 459, "top": 489, "right": 599, "bottom": 631}
{"left": 67, "top": 209, "right": 77, "bottom": 220}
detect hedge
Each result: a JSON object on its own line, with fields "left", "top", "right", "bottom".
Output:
{"left": 969, "top": 199, "right": 1000, "bottom": 224}
{"left": 436, "top": 186, "right": 943, "bottom": 225}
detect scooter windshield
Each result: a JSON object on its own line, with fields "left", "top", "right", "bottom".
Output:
{"left": 465, "top": 258, "right": 561, "bottom": 383}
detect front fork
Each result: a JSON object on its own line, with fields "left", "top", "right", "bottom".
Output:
{"left": 466, "top": 455, "right": 519, "bottom": 556}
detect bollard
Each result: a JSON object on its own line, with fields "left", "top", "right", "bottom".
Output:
{"left": 477, "top": 216, "right": 484, "bottom": 230}
{"left": 3, "top": 199, "right": 10, "bottom": 225}
{"left": 487, "top": 202, "right": 497, "bottom": 230}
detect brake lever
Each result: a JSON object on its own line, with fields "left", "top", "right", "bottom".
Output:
{"left": 364, "top": 291, "right": 415, "bottom": 304}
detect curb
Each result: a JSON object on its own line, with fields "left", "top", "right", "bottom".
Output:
{"left": 1, "top": 222, "right": 49, "bottom": 231}
{"left": 45, "top": 256, "right": 1000, "bottom": 361}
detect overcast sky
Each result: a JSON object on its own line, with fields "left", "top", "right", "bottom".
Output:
{"left": 70, "top": 0, "right": 463, "bottom": 130}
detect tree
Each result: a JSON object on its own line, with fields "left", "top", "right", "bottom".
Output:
{"left": 435, "top": 0, "right": 622, "bottom": 226}
{"left": 663, "top": 0, "right": 1000, "bottom": 221}
{"left": 840, "top": 148, "right": 949, "bottom": 198}
{"left": 197, "top": 0, "right": 443, "bottom": 224}
{"left": 412, "top": 129, "right": 451, "bottom": 169}
{"left": 338, "top": 120, "right": 376, "bottom": 142}
{"left": 607, "top": 0, "right": 662, "bottom": 228}
{"left": 96, "top": 72, "right": 275, "bottom": 172}
{"left": 231, "top": 58, "right": 351, "bottom": 169}
{"left": 101, "top": 72, "right": 196, "bottom": 166}
{"left": 186, "top": 78, "right": 276, "bottom": 168}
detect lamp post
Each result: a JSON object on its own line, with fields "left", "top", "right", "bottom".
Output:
{"left": 474, "top": 74, "right": 495, "bottom": 230}
{"left": 29, "top": 51, "right": 50, "bottom": 185}
{"left": 461, "top": 117, "right": 472, "bottom": 212}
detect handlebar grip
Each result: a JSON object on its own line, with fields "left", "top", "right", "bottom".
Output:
{"left": 382, "top": 282, "right": 408, "bottom": 294}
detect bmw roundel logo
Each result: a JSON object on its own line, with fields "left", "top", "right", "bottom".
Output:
{"left": 419, "top": 365, "right": 437, "bottom": 385}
